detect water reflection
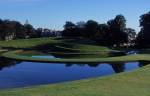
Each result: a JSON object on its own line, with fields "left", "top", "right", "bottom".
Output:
{"left": 138, "top": 61, "right": 149, "bottom": 67}
{"left": 0, "top": 58, "right": 149, "bottom": 73}
{"left": 111, "top": 63, "right": 125, "bottom": 73}
{"left": 65, "top": 61, "right": 149, "bottom": 73}
{"left": 0, "top": 57, "right": 21, "bottom": 71}
{"left": 0, "top": 57, "right": 149, "bottom": 89}
{"left": 67, "top": 63, "right": 126, "bottom": 71}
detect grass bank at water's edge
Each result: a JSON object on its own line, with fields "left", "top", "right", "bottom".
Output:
{"left": 2, "top": 50, "right": 150, "bottom": 63}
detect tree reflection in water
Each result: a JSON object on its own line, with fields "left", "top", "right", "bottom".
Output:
{"left": 65, "top": 61, "right": 149, "bottom": 73}
{"left": 65, "top": 63, "right": 125, "bottom": 73}
{"left": 0, "top": 57, "right": 149, "bottom": 74}
{"left": 111, "top": 63, "right": 125, "bottom": 73}
{"left": 0, "top": 57, "right": 21, "bottom": 71}
{"left": 138, "top": 61, "right": 149, "bottom": 67}
{"left": 0, "top": 58, "right": 149, "bottom": 89}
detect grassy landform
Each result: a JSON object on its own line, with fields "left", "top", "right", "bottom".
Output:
{"left": 2, "top": 50, "right": 150, "bottom": 63}
{"left": 0, "top": 37, "right": 116, "bottom": 59}
{"left": 0, "top": 38, "right": 150, "bottom": 96}
{"left": 0, "top": 37, "right": 59, "bottom": 49}
{"left": 53, "top": 44, "right": 111, "bottom": 52}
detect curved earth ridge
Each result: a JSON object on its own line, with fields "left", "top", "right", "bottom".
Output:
{"left": 2, "top": 50, "right": 150, "bottom": 63}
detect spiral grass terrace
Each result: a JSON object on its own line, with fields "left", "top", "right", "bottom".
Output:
{"left": 0, "top": 38, "right": 150, "bottom": 96}
{"left": 2, "top": 50, "right": 150, "bottom": 63}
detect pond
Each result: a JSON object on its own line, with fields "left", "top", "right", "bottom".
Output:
{"left": 0, "top": 57, "right": 148, "bottom": 89}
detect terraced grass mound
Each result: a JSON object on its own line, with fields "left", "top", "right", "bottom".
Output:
{"left": 2, "top": 50, "right": 150, "bottom": 63}
{"left": 53, "top": 43, "right": 111, "bottom": 52}
{"left": 0, "top": 37, "right": 116, "bottom": 60}
{"left": 1, "top": 38, "right": 150, "bottom": 96}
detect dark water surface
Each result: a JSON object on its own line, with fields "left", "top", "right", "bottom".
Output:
{"left": 0, "top": 57, "right": 148, "bottom": 89}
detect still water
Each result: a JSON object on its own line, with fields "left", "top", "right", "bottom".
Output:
{"left": 0, "top": 57, "right": 147, "bottom": 89}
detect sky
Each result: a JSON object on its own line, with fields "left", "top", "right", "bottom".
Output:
{"left": 0, "top": 0, "right": 150, "bottom": 31}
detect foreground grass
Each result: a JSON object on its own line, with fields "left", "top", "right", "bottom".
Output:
{"left": 0, "top": 64, "right": 150, "bottom": 96}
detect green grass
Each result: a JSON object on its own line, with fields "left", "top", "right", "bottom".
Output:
{"left": 19, "top": 50, "right": 115, "bottom": 59}
{"left": 2, "top": 50, "right": 150, "bottom": 63}
{"left": 0, "top": 37, "right": 59, "bottom": 49}
{"left": 54, "top": 43, "right": 111, "bottom": 52}
{"left": 71, "top": 44, "right": 110, "bottom": 52}
{"left": 0, "top": 37, "right": 110, "bottom": 52}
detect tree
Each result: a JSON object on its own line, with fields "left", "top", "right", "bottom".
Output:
{"left": 36, "top": 28, "right": 43, "bottom": 38}
{"left": 125, "top": 28, "right": 136, "bottom": 44}
{"left": 0, "top": 19, "right": 4, "bottom": 40}
{"left": 76, "top": 21, "right": 86, "bottom": 37}
{"left": 0, "top": 20, "right": 16, "bottom": 40}
{"left": 137, "top": 12, "right": 150, "bottom": 46}
{"left": 85, "top": 20, "right": 99, "bottom": 38}
{"left": 0, "top": 19, "right": 38, "bottom": 40}
{"left": 62, "top": 21, "right": 77, "bottom": 37}
{"left": 107, "top": 15, "right": 128, "bottom": 46}
{"left": 11, "top": 21, "right": 27, "bottom": 39}
{"left": 24, "top": 23, "right": 36, "bottom": 38}
{"left": 95, "top": 24, "right": 110, "bottom": 45}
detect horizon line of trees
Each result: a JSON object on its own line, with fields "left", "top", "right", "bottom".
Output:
{"left": 0, "top": 19, "right": 60, "bottom": 40}
{"left": 62, "top": 15, "right": 136, "bottom": 46}
{"left": 62, "top": 11, "right": 150, "bottom": 47}
{"left": 1, "top": 11, "right": 150, "bottom": 47}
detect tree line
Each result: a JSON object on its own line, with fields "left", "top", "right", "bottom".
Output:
{"left": 62, "top": 12, "right": 150, "bottom": 47}
{"left": 0, "top": 11, "right": 150, "bottom": 47}
{"left": 62, "top": 15, "right": 136, "bottom": 47}
{"left": 137, "top": 12, "right": 150, "bottom": 47}
{"left": 0, "top": 19, "right": 59, "bottom": 40}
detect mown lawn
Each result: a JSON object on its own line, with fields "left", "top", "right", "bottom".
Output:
{"left": 54, "top": 43, "right": 111, "bottom": 52}
{"left": 0, "top": 37, "right": 113, "bottom": 60}
{"left": 2, "top": 50, "right": 150, "bottom": 63}
{"left": 0, "top": 37, "right": 59, "bottom": 49}
{"left": 0, "top": 37, "right": 110, "bottom": 52}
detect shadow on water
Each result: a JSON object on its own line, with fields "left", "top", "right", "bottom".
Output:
{"left": 0, "top": 57, "right": 149, "bottom": 89}
{"left": 0, "top": 57, "right": 21, "bottom": 71}
{"left": 65, "top": 61, "right": 149, "bottom": 73}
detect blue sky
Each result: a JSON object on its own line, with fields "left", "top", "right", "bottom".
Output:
{"left": 0, "top": 0, "right": 150, "bottom": 31}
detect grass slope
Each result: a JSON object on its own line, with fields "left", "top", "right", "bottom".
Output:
{"left": 0, "top": 37, "right": 110, "bottom": 52}
{"left": 2, "top": 50, "right": 150, "bottom": 63}
{"left": 54, "top": 44, "right": 110, "bottom": 52}
{"left": 0, "top": 38, "right": 58, "bottom": 49}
